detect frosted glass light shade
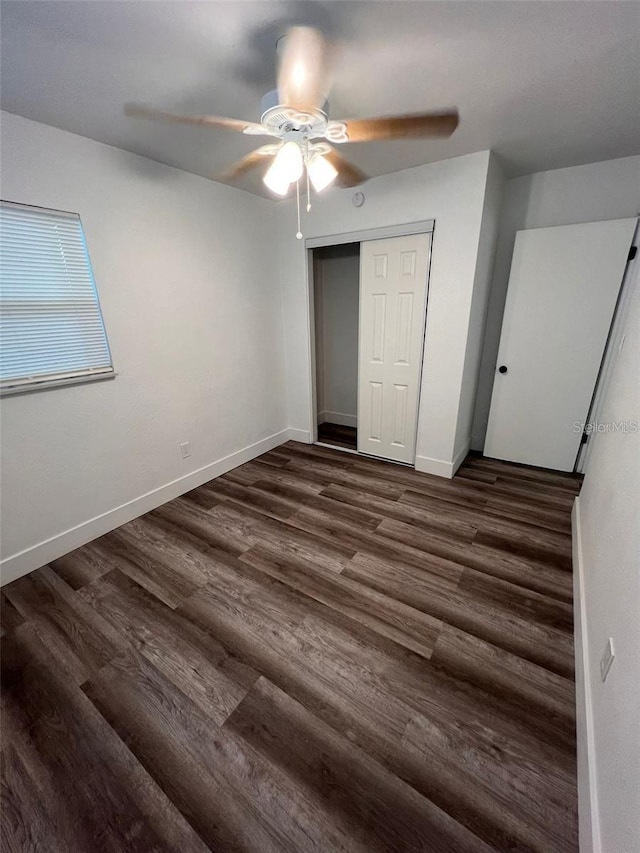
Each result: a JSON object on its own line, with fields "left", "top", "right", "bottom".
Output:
{"left": 308, "top": 153, "right": 338, "bottom": 192}
{"left": 263, "top": 141, "right": 304, "bottom": 196}
{"left": 263, "top": 163, "right": 290, "bottom": 196}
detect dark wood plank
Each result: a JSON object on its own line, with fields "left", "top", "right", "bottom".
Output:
{"left": 49, "top": 541, "right": 115, "bottom": 590}
{"left": 150, "top": 496, "right": 251, "bottom": 557}
{"left": 1, "top": 741, "right": 69, "bottom": 853}
{"left": 224, "top": 675, "right": 495, "bottom": 852}
{"left": 461, "top": 456, "right": 582, "bottom": 493}
{"left": 320, "top": 481, "right": 478, "bottom": 540}
{"left": 0, "top": 591, "right": 24, "bottom": 636}
{"left": 224, "top": 459, "right": 325, "bottom": 493}
{"left": 217, "top": 500, "right": 359, "bottom": 571}
{"left": 344, "top": 552, "right": 575, "bottom": 678}
{"left": 200, "top": 477, "right": 302, "bottom": 520}
{"left": 431, "top": 623, "right": 575, "bottom": 727}
{"left": 178, "top": 582, "right": 576, "bottom": 851}
{"left": 83, "top": 647, "right": 285, "bottom": 852}
{"left": 3, "top": 565, "right": 123, "bottom": 684}
{"left": 2, "top": 623, "right": 203, "bottom": 853}
{"left": 0, "top": 446, "right": 579, "bottom": 853}
{"left": 80, "top": 569, "right": 259, "bottom": 725}
{"left": 284, "top": 505, "right": 469, "bottom": 586}
{"left": 240, "top": 544, "right": 443, "bottom": 659}
{"left": 179, "top": 483, "right": 223, "bottom": 510}
{"left": 317, "top": 421, "right": 357, "bottom": 450}
{"left": 378, "top": 516, "right": 573, "bottom": 589}
{"left": 278, "top": 440, "right": 359, "bottom": 466}
{"left": 401, "top": 485, "right": 572, "bottom": 534}
{"left": 284, "top": 455, "right": 408, "bottom": 499}
{"left": 87, "top": 521, "right": 207, "bottom": 610}
{"left": 253, "top": 478, "right": 383, "bottom": 531}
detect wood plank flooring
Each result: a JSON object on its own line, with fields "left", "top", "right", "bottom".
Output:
{"left": 317, "top": 422, "right": 357, "bottom": 450}
{"left": 1, "top": 443, "right": 581, "bottom": 852}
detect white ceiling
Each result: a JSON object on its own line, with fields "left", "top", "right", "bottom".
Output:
{"left": 2, "top": 1, "right": 639, "bottom": 197}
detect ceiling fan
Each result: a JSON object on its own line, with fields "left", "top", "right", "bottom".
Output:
{"left": 125, "top": 26, "right": 459, "bottom": 210}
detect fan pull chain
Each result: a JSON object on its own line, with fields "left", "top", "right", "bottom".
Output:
{"left": 306, "top": 167, "right": 311, "bottom": 213}
{"left": 296, "top": 179, "right": 302, "bottom": 240}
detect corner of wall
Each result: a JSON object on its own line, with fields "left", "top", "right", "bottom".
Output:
{"left": 572, "top": 496, "right": 601, "bottom": 853}
{"left": 452, "top": 150, "right": 506, "bottom": 459}
{"left": 274, "top": 200, "right": 294, "bottom": 432}
{"left": 287, "top": 428, "right": 312, "bottom": 444}
{"left": 0, "top": 428, "right": 291, "bottom": 587}
{"left": 415, "top": 440, "right": 469, "bottom": 479}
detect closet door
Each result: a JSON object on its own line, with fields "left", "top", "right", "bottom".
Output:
{"left": 358, "top": 233, "right": 431, "bottom": 463}
{"left": 484, "top": 218, "right": 636, "bottom": 471}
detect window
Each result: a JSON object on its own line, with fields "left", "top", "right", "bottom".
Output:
{"left": 0, "top": 201, "right": 114, "bottom": 395}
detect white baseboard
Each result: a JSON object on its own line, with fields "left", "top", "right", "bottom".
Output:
{"left": 415, "top": 455, "right": 454, "bottom": 478}
{"left": 287, "top": 428, "right": 312, "bottom": 444}
{"left": 0, "top": 429, "right": 290, "bottom": 587}
{"left": 317, "top": 411, "right": 357, "bottom": 428}
{"left": 415, "top": 442, "right": 469, "bottom": 479}
{"left": 572, "top": 497, "right": 601, "bottom": 853}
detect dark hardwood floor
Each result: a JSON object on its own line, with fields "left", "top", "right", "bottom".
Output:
{"left": 317, "top": 421, "right": 357, "bottom": 450}
{"left": 1, "top": 442, "right": 581, "bottom": 852}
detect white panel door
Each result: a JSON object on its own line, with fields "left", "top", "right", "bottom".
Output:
{"left": 485, "top": 218, "right": 636, "bottom": 471}
{"left": 358, "top": 233, "right": 431, "bottom": 463}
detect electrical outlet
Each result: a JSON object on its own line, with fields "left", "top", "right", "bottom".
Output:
{"left": 600, "top": 638, "right": 615, "bottom": 683}
{"left": 179, "top": 441, "right": 192, "bottom": 460}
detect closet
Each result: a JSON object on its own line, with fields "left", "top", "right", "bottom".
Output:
{"left": 312, "top": 231, "right": 432, "bottom": 464}
{"left": 314, "top": 244, "right": 360, "bottom": 451}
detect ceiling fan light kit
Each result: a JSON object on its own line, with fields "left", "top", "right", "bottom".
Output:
{"left": 263, "top": 140, "right": 303, "bottom": 196}
{"left": 257, "top": 88, "right": 340, "bottom": 217}
{"left": 308, "top": 152, "right": 338, "bottom": 193}
{"left": 124, "top": 26, "right": 459, "bottom": 238}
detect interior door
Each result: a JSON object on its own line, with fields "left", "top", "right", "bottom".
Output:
{"left": 358, "top": 232, "right": 431, "bottom": 463}
{"left": 484, "top": 218, "right": 636, "bottom": 471}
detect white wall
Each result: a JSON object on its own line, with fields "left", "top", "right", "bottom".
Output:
{"left": 314, "top": 244, "right": 359, "bottom": 426}
{"left": 573, "top": 256, "right": 640, "bottom": 853}
{"left": 0, "top": 111, "right": 287, "bottom": 583}
{"left": 473, "top": 155, "right": 640, "bottom": 449}
{"left": 278, "top": 150, "right": 492, "bottom": 475}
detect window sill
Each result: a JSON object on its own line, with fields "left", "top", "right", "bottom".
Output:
{"left": 0, "top": 371, "right": 117, "bottom": 398}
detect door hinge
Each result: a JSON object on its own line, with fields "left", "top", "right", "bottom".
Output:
{"left": 629, "top": 246, "right": 637, "bottom": 262}
{"left": 581, "top": 431, "right": 590, "bottom": 445}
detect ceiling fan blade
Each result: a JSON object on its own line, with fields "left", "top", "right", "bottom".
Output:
{"left": 277, "top": 27, "right": 331, "bottom": 114}
{"left": 124, "top": 103, "right": 268, "bottom": 136}
{"left": 336, "top": 110, "right": 459, "bottom": 143}
{"left": 216, "top": 146, "right": 278, "bottom": 182}
{"left": 324, "top": 147, "right": 368, "bottom": 188}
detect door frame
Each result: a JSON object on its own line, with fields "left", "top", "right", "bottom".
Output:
{"left": 306, "top": 220, "right": 435, "bottom": 457}
{"left": 576, "top": 218, "right": 639, "bottom": 473}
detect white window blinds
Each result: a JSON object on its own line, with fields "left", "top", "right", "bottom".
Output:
{"left": 0, "top": 201, "right": 113, "bottom": 394}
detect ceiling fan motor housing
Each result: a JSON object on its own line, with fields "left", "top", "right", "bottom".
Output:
{"left": 260, "top": 89, "right": 329, "bottom": 139}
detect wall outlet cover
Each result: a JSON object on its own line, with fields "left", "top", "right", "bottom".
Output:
{"left": 180, "top": 441, "right": 192, "bottom": 459}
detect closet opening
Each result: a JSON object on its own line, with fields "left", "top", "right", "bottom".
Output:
{"left": 312, "top": 242, "right": 360, "bottom": 453}
{"left": 308, "top": 225, "right": 433, "bottom": 465}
